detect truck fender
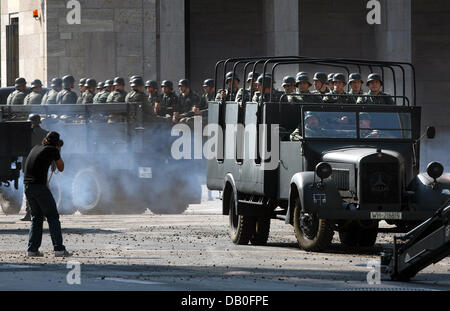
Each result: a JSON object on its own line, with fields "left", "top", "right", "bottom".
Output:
{"left": 222, "top": 173, "right": 238, "bottom": 216}
{"left": 286, "top": 172, "right": 341, "bottom": 225}
{"left": 408, "top": 173, "right": 450, "bottom": 212}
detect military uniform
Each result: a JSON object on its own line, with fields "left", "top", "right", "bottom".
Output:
{"left": 93, "top": 91, "right": 102, "bottom": 104}
{"left": 125, "top": 89, "right": 147, "bottom": 104}
{"left": 24, "top": 91, "right": 44, "bottom": 105}
{"left": 252, "top": 90, "right": 283, "bottom": 103}
{"left": 82, "top": 90, "right": 95, "bottom": 104}
{"left": 235, "top": 88, "right": 252, "bottom": 103}
{"left": 42, "top": 89, "right": 59, "bottom": 105}
{"left": 76, "top": 92, "right": 85, "bottom": 105}
{"left": 96, "top": 90, "right": 111, "bottom": 103}
{"left": 311, "top": 87, "right": 330, "bottom": 95}
{"left": 158, "top": 92, "right": 179, "bottom": 117}
{"left": 7, "top": 90, "right": 27, "bottom": 105}
{"left": 199, "top": 92, "right": 214, "bottom": 110}
{"left": 295, "top": 91, "right": 323, "bottom": 103}
{"left": 290, "top": 125, "right": 327, "bottom": 140}
{"left": 215, "top": 88, "right": 238, "bottom": 102}
{"left": 31, "top": 126, "right": 49, "bottom": 148}
{"left": 178, "top": 91, "right": 201, "bottom": 114}
{"left": 107, "top": 89, "right": 127, "bottom": 103}
{"left": 148, "top": 92, "right": 160, "bottom": 107}
{"left": 356, "top": 91, "right": 395, "bottom": 105}
{"left": 56, "top": 88, "right": 78, "bottom": 105}
{"left": 323, "top": 90, "right": 356, "bottom": 104}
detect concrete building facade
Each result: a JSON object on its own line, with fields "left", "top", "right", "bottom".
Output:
{"left": 0, "top": 0, "right": 448, "bottom": 170}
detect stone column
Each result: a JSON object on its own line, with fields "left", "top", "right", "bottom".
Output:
{"left": 158, "top": 0, "right": 185, "bottom": 83}
{"left": 263, "top": 0, "right": 300, "bottom": 86}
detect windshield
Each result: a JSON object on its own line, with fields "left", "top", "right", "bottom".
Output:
{"left": 303, "top": 111, "right": 412, "bottom": 139}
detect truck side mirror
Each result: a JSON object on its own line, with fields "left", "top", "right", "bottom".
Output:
{"left": 426, "top": 126, "right": 436, "bottom": 139}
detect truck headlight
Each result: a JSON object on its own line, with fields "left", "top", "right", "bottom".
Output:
{"left": 316, "top": 162, "right": 332, "bottom": 180}
{"left": 427, "top": 161, "right": 444, "bottom": 181}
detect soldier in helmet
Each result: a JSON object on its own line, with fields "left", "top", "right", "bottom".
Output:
{"left": 323, "top": 73, "right": 355, "bottom": 104}
{"left": 235, "top": 72, "right": 259, "bottom": 103}
{"left": 107, "top": 77, "right": 128, "bottom": 103}
{"left": 290, "top": 111, "right": 326, "bottom": 140}
{"left": 125, "top": 77, "right": 147, "bottom": 104}
{"left": 7, "top": 78, "right": 28, "bottom": 105}
{"left": 199, "top": 79, "right": 215, "bottom": 110}
{"left": 93, "top": 81, "right": 105, "bottom": 103}
{"left": 20, "top": 114, "right": 49, "bottom": 221}
{"left": 252, "top": 74, "right": 283, "bottom": 103}
{"left": 42, "top": 78, "right": 62, "bottom": 105}
{"left": 348, "top": 73, "right": 364, "bottom": 96}
{"left": 296, "top": 71, "right": 309, "bottom": 80}
{"left": 24, "top": 80, "right": 44, "bottom": 105}
{"left": 215, "top": 71, "right": 240, "bottom": 101}
{"left": 97, "top": 80, "right": 114, "bottom": 103}
{"left": 76, "top": 78, "right": 87, "bottom": 105}
{"left": 312, "top": 72, "right": 330, "bottom": 96}
{"left": 327, "top": 73, "right": 335, "bottom": 91}
{"left": 56, "top": 75, "right": 78, "bottom": 105}
{"left": 295, "top": 74, "right": 321, "bottom": 103}
{"left": 81, "top": 78, "right": 97, "bottom": 104}
{"left": 357, "top": 73, "right": 395, "bottom": 105}
{"left": 177, "top": 79, "right": 201, "bottom": 114}
{"left": 145, "top": 80, "right": 160, "bottom": 107}
{"left": 156, "top": 80, "right": 180, "bottom": 122}
{"left": 280, "top": 76, "right": 299, "bottom": 103}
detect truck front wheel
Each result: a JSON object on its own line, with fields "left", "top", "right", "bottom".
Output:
{"left": 293, "top": 197, "right": 334, "bottom": 252}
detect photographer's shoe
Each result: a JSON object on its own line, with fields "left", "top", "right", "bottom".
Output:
{"left": 27, "top": 251, "right": 44, "bottom": 257}
{"left": 20, "top": 213, "right": 31, "bottom": 221}
{"left": 54, "top": 250, "right": 72, "bottom": 257}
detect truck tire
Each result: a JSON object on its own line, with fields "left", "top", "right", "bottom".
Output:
{"left": 0, "top": 187, "right": 22, "bottom": 215}
{"left": 293, "top": 197, "right": 334, "bottom": 252}
{"left": 228, "top": 192, "right": 256, "bottom": 245}
{"left": 339, "top": 221, "right": 378, "bottom": 247}
{"left": 250, "top": 217, "right": 271, "bottom": 245}
{"left": 72, "top": 168, "right": 108, "bottom": 215}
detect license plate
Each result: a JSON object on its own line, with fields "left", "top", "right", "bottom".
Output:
{"left": 370, "top": 212, "right": 402, "bottom": 220}
{"left": 139, "top": 167, "right": 152, "bottom": 179}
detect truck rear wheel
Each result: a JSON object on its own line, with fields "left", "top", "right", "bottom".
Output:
{"left": 0, "top": 187, "right": 22, "bottom": 215}
{"left": 72, "top": 168, "right": 108, "bottom": 215}
{"left": 228, "top": 193, "right": 256, "bottom": 245}
{"left": 293, "top": 198, "right": 334, "bottom": 252}
{"left": 250, "top": 217, "right": 271, "bottom": 245}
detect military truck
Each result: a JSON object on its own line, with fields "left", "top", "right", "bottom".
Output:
{"left": 0, "top": 99, "right": 202, "bottom": 215}
{"left": 207, "top": 56, "right": 450, "bottom": 251}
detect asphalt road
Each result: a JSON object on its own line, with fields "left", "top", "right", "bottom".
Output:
{"left": 0, "top": 200, "right": 449, "bottom": 291}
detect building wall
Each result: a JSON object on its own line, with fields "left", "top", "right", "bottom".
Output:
{"left": 1, "top": 0, "right": 185, "bottom": 94}
{"left": 188, "top": 0, "right": 265, "bottom": 93}
{"left": 1, "top": 0, "right": 46, "bottom": 86}
{"left": 412, "top": 0, "right": 450, "bottom": 170}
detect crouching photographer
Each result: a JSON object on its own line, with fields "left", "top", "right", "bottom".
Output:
{"left": 23, "top": 131, "right": 71, "bottom": 257}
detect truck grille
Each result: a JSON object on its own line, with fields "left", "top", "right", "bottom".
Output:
{"left": 361, "top": 163, "right": 399, "bottom": 204}
{"left": 331, "top": 169, "right": 350, "bottom": 191}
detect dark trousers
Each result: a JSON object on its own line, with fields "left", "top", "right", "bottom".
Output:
{"left": 25, "top": 184, "right": 65, "bottom": 252}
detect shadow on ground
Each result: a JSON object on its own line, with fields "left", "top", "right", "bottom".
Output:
{"left": 0, "top": 228, "right": 121, "bottom": 235}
